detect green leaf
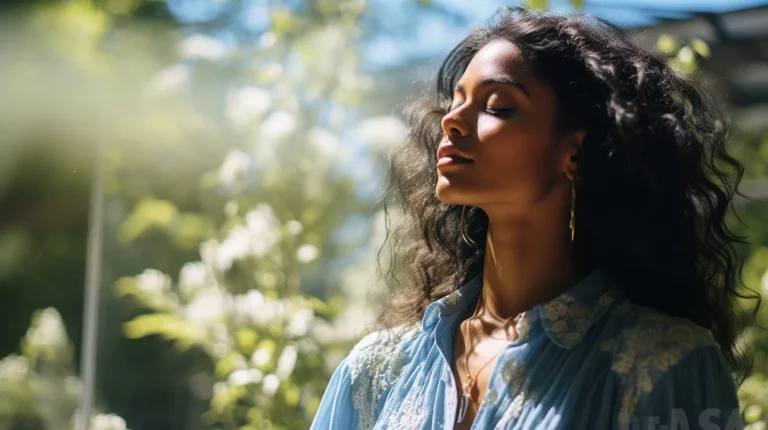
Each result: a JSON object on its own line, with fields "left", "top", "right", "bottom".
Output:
{"left": 215, "top": 352, "right": 248, "bottom": 379}
{"left": 234, "top": 328, "right": 259, "bottom": 355}
{"left": 656, "top": 34, "right": 679, "bottom": 55}
{"left": 569, "top": 0, "right": 584, "bottom": 8}
{"left": 525, "top": 0, "right": 548, "bottom": 10}
{"left": 118, "top": 197, "right": 179, "bottom": 243}
{"left": 122, "top": 313, "right": 205, "bottom": 351}
{"left": 690, "top": 38, "right": 711, "bottom": 58}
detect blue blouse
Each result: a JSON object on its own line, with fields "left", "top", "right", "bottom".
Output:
{"left": 311, "top": 268, "right": 743, "bottom": 429}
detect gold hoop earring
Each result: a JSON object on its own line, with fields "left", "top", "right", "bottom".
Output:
{"left": 461, "top": 205, "right": 478, "bottom": 248}
{"left": 569, "top": 180, "right": 576, "bottom": 245}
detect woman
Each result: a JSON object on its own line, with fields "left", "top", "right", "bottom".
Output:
{"left": 311, "top": 6, "right": 756, "bottom": 430}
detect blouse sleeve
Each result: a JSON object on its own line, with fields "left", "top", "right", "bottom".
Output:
{"left": 310, "top": 355, "right": 359, "bottom": 430}
{"left": 631, "top": 344, "right": 743, "bottom": 430}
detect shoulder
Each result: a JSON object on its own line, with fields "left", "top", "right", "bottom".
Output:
{"left": 345, "top": 322, "right": 424, "bottom": 429}
{"left": 346, "top": 322, "right": 422, "bottom": 381}
{"left": 599, "top": 299, "right": 717, "bottom": 363}
{"left": 598, "top": 300, "right": 740, "bottom": 427}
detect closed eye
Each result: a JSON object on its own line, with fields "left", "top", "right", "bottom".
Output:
{"left": 483, "top": 107, "right": 516, "bottom": 118}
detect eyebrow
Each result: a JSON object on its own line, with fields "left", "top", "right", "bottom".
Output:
{"left": 454, "top": 76, "right": 530, "bottom": 98}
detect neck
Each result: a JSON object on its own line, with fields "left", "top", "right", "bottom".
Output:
{"left": 476, "top": 179, "right": 582, "bottom": 321}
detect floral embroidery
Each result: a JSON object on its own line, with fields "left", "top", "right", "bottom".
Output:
{"left": 539, "top": 288, "right": 619, "bottom": 348}
{"left": 482, "top": 388, "right": 499, "bottom": 407}
{"left": 445, "top": 289, "right": 461, "bottom": 305}
{"left": 494, "top": 358, "right": 537, "bottom": 428}
{"left": 348, "top": 323, "right": 422, "bottom": 430}
{"left": 599, "top": 302, "right": 716, "bottom": 427}
{"left": 382, "top": 383, "right": 428, "bottom": 429}
{"left": 514, "top": 311, "right": 533, "bottom": 343}
{"left": 500, "top": 358, "right": 527, "bottom": 393}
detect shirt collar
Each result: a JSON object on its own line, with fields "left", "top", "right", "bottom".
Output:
{"left": 421, "top": 267, "right": 623, "bottom": 348}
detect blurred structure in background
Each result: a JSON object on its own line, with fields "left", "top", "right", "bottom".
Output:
{"left": 0, "top": 0, "right": 767, "bottom": 429}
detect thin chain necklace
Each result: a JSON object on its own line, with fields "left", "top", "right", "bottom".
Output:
{"left": 456, "top": 288, "right": 521, "bottom": 424}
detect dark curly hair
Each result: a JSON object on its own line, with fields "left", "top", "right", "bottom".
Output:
{"left": 374, "top": 6, "right": 760, "bottom": 386}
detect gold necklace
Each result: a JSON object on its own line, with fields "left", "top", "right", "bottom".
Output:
{"left": 456, "top": 289, "right": 520, "bottom": 424}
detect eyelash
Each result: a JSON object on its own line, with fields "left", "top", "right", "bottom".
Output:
{"left": 446, "top": 105, "right": 516, "bottom": 118}
{"left": 483, "top": 108, "right": 516, "bottom": 118}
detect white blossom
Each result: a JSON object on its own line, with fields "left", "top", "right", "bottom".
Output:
{"left": 180, "top": 34, "right": 228, "bottom": 60}
{"left": 244, "top": 205, "right": 281, "bottom": 257}
{"left": 677, "top": 46, "right": 694, "bottom": 63}
{"left": 136, "top": 269, "right": 171, "bottom": 295}
{"left": 147, "top": 64, "right": 189, "bottom": 94}
{"left": 257, "top": 272, "right": 278, "bottom": 289}
{"left": 210, "top": 205, "right": 281, "bottom": 271}
{"left": 285, "top": 220, "right": 303, "bottom": 235}
{"left": 356, "top": 116, "right": 407, "bottom": 152}
{"left": 213, "top": 381, "right": 228, "bottom": 396}
{"left": 309, "top": 318, "right": 336, "bottom": 344}
{"left": 0, "top": 355, "right": 28, "bottom": 380}
{"left": 178, "top": 262, "right": 213, "bottom": 299}
{"left": 259, "top": 32, "right": 277, "bottom": 48}
{"left": 199, "top": 239, "right": 219, "bottom": 272}
{"left": 251, "top": 347, "right": 271, "bottom": 368}
{"left": 209, "top": 323, "right": 231, "bottom": 359}
{"left": 296, "top": 244, "right": 319, "bottom": 263}
{"left": 90, "top": 414, "right": 128, "bottom": 430}
{"left": 184, "top": 288, "right": 231, "bottom": 328}
{"left": 761, "top": 268, "right": 768, "bottom": 297}
{"left": 218, "top": 150, "right": 251, "bottom": 190}
{"left": 227, "top": 86, "right": 271, "bottom": 129}
{"left": 257, "top": 61, "right": 283, "bottom": 82}
{"left": 251, "top": 300, "right": 287, "bottom": 327}
{"left": 231, "top": 290, "right": 265, "bottom": 325}
{"left": 228, "top": 368, "right": 263, "bottom": 386}
{"left": 275, "top": 345, "right": 297, "bottom": 380}
{"left": 215, "top": 226, "right": 250, "bottom": 271}
{"left": 308, "top": 127, "right": 340, "bottom": 157}
{"left": 25, "top": 308, "right": 69, "bottom": 352}
{"left": 259, "top": 110, "right": 296, "bottom": 142}
{"left": 287, "top": 308, "right": 314, "bottom": 338}
{"left": 261, "top": 373, "right": 280, "bottom": 397}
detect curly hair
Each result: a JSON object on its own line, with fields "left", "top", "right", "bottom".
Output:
{"left": 374, "top": 6, "right": 761, "bottom": 386}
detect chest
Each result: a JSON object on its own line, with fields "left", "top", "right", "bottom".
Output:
{"left": 450, "top": 321, "right": 508, "bottom": 430}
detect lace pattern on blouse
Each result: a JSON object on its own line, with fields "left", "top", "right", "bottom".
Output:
{"left": 599, "top": 301, "right": 716, "bottom": 427}
{"left": 491, "top": 358, "right": 538, "bottom": 428}
{"left": 539, "top": 287, "right": 620, "bottom": 348}
{"left": 348, "top": 323, "right": 421, "bottom": 430}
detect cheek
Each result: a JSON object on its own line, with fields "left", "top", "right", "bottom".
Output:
{"left": 476, "top": 121, "right": 560, "bottom": 177}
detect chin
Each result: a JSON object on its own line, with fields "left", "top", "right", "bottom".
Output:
{"left": 435, "top": 186, "right": 469, "bottom": 206}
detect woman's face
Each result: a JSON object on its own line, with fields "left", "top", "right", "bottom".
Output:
{"left": 436, "top": 39, "right": 583, "bottom": 210}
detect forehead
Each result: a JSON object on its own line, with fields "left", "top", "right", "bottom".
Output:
{"left": 457, "top": 39, "right": 554, "bottom": 105}
{"left": 468, "top": 39, "right": 527, "bottom": 74}
{"left": 458, "top": 39, "right": 538, "bottom": 90}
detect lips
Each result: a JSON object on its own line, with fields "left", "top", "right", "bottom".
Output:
{"left": 436, "top": 143, "right": 473, "bottom": 162}
{"left": 436, "top": 155, "right": 473, "bottom": 168}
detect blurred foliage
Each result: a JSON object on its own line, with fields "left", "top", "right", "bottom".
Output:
{"left": 0, "top": 0, "right": 767, "bottom": 429}
{"left": 0, "top": 0, "right": 402, "bottom": 427}
{"left": 0, "top": 308, "right": 129, "bottom": 430}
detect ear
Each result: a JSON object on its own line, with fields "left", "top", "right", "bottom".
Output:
{"left": 562, "top": 129, "right": 586, "bottom": 182}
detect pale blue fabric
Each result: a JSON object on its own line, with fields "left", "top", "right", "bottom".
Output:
{"left": 311, "top": 268, "right": 743, "bottom": 430}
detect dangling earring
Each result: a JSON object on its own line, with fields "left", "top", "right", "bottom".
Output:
{"left": 569, "top": 180, "right": 576, "bottom": 246}
{"left": 461, "top": 205, "right": 478, "bottom": 248}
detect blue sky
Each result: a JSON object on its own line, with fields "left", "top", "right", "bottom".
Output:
{"left": 362, "top": 0, "right": 768, "bottom": 69}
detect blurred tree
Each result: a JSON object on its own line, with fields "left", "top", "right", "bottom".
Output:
{"left": 0, "top": 307, "right": 130, "bottom": 430}
{"left": 1, "top": 0, "right": 768, "bottom": 429}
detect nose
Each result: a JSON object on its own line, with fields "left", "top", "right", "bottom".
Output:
{"left": 441, "top": 106, "right": 470, "bottom": 139}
